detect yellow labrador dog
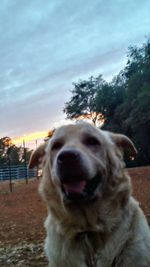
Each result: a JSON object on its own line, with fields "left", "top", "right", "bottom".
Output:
{"left": 29, "top": 122, "right": 150, "bottom": 267}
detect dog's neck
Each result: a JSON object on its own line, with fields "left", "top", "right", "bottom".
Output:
{"left": 48, "top": 194, "right": 131, "bottom": 242}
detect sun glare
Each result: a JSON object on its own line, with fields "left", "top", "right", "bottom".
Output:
{"left": 12, "top": 131, "right": 49, "bottom": 145}
{"left": 11, "top": 120, "right": 72, "bottom": 148}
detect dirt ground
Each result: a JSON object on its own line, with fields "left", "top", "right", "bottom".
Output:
{"left": 0, "top": 166, "right": 150, "bottom": 266}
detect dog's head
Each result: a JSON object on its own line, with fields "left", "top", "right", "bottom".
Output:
{"left": 29, "top": 122, "right": 137, "bottom": 208}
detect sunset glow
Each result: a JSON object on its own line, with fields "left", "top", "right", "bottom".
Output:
{"left": 76, "top": 112, "right": 105, "bottom": 127}
{"left": 12, "top": 131, "right": 49, "bottom": 145}
{"left": 11, "top": 120, "right": 72, "bottom": 148}
{"left": 11, "top": 116, "right": 104, "bottom": 147}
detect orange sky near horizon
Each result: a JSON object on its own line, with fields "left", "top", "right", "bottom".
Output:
{"left": 11, "top": 119, "right": 71, "bottom": 147}
{"left": 11, "top": 116, "right": 103, "bottom": 148}
{"left": 10, "top": 119, "right": 72, "bottom": 148}
{"left": 12, "top": 130, "right": 49, "bottom": 147}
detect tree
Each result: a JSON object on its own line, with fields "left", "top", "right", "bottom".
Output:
{"left": 64, "top": 75, "right": 105, "bottom": 125}
{"left": 63, "top": 39, "right": 150, "bottom": 166}
{"left": 96, "top": 80, "right": 125, "bottom": 130}
{"left": 106, "top": 40, "right": 150, "bottom": 166}
{"left": 0, "top": 137, "right": 13, "bottom": 165}
{"left": 0, "top": 137, "right": 32, "bottom": 166}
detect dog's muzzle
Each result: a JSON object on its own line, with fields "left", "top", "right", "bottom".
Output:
{"left": 56, "top": 148, "right": 103, "bottom": 203}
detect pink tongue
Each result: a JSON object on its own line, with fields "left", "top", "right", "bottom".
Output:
{"left": 63, "top": 181, "right": 86, "bottom": 193}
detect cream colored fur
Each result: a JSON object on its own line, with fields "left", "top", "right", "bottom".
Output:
{"left": 29, "top": 122, "right": 150, "bottom": 267}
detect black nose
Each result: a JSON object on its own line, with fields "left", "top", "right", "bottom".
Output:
{"left": 56, "top": 149, "right": 87, "bottom": 183}
{"left": 57, "top": 149, "right": 79, "bottom": 165}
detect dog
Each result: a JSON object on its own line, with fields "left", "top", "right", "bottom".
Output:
{"left": 29, "top": 122, "right": 150, "bottom": 267}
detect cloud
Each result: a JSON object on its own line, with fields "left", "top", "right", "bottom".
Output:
{"left": 0, "top": 0, "right": 150, "bottom": 138}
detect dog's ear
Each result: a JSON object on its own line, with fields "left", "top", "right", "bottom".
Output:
{"left": 110, "top": 133, "right": 137, "bottom": 157}
{"left": 28, "top": 143, "right": 47, "bottom": 168}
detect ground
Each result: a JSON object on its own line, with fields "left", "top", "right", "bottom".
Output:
{"left": 0, "top": 166, "right": 150, "bottom": 267}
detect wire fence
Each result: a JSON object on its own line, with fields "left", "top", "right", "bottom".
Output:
{"left": 0, "top": 164, "right": 38, "bottom": 192}
{"left": 0, "top": 165, "right": 36, "bottom": 181}
{"left": 0, "top": 138, "right": 44, "bottom": 191}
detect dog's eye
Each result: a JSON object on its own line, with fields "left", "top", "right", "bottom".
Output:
{"left": 83, "top": 136, "right": 100, "bottom": 146}
{"left": 51, "top": 141, "right": 63, "bottom": 150}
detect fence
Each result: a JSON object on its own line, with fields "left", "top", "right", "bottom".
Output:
{"left": 0, "top": 165, "right": 36, "bottom": 181}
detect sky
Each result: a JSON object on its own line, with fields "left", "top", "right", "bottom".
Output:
{"left": 0, "top": 0, "right": 150, "bottom": 147}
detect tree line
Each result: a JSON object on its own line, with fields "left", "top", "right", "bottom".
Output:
{"left": 0, "top": 137, "right": 32, "bottom": 166}
{"left": 0, "top": 131, "right": 54, "bottom": 167}
{"left": 64, "top": 40, "right": 150, "bottom": 167}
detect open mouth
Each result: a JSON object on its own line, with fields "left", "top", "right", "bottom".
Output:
{"left": 62, "top": 175, "right": 102, "bottom": 203}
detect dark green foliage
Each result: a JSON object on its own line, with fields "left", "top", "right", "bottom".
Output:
{"left": 64, "top": 40, "right": 150, "bottom": 166}
{"left": 64, "top": 75, "right": 105, "bottom": 124}
{"left": 0, "top": 137, "right": 32, "bottom": 166}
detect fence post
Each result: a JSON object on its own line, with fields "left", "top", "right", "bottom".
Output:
{"left": 8, "top": 154, "right": 12, "bottom": 192}
{"left": 23, "top": 139, "right": 28, "bottom": 184}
